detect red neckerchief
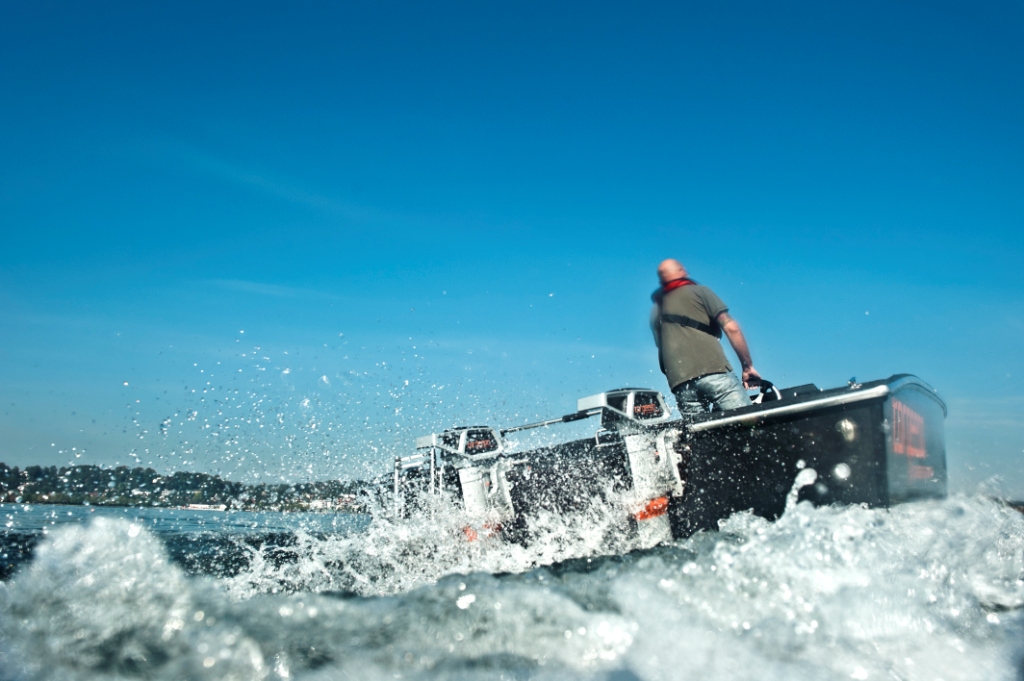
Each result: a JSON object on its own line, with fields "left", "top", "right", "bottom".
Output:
{"left": 651, "top": 278, "right": 696, "bottom": 303}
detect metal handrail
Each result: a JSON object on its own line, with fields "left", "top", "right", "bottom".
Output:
{"left": 499, "top": 409, "right": 601, "bottom": 436}
{"left": 688, "top": 376, "right": 944, "bottom": 433}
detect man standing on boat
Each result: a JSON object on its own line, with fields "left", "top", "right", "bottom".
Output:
{"left": 651, "top": 258, "right": 762, "bottom": 419}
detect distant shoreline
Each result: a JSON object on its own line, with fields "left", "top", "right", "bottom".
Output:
{"left": 1, "top": 462, "right": 370, "bottom": 513}
{"left": 0, "top": 499, "right": 362, "bottom": 514}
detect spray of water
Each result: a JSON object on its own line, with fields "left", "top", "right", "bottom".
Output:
{"left": 3, "top": 493, "right": 1023, "bottom": 680}
{"left": 218, "top": 483, "right": 652, "bottom": 599}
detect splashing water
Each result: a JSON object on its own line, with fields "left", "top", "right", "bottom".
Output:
{"left": 219, "top": 485, "right": 653, "bottom": 599}
{"left": 2, "top": 494, "right": 1023, "bottom": 680}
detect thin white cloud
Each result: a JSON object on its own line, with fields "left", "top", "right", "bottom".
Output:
{"left": 134, "top": 138, "right": 520, "bottom": 241}
{"left": 152, "top": 140, "right": 378, "bottom": 220}
{"left": 207, "top": 279, "right": 341, "bottom": 300}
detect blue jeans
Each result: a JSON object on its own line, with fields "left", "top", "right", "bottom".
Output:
{"left": 672, "top": 372, "right": 752, "bottom": 420}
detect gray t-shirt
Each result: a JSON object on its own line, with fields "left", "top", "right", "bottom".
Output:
{"left": 651, "top": 284, "right": 732, "bottom": 389}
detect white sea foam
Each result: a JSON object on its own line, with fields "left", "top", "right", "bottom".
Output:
{"left": 219, "top": 486, "right": 648, "bottom": 599}
{"left": 2, "top": 495, "right": 1023, "bottom": 680}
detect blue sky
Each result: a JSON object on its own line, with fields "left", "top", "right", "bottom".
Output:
{"left": 1, "top": 1, "right": 1022, "bottom": 492}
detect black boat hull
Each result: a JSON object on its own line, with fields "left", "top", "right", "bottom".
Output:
{"left": 670, "top": 375, "right": 947, "bottom": 537}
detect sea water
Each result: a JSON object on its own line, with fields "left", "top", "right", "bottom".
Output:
{"left": 1, "top": 494, "right": 1023, "bottom": 680}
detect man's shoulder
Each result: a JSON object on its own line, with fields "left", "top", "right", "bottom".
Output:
{"left": 690, "top": 284, "right": 728, "bottom": 314}
{"left": 667, "top": 283, "right": 718, "bottom": 299}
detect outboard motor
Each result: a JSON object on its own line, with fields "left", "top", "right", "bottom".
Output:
{"left": 394, "top": 426, "right": 515, "bottom": 537}
{"left": 577, "top": 387, "right": 675, "bottom": 427}
{"left": 393, "top": 387, "right": 685, "bottom": 547}
{"left": 499, "top": 388, "right": 685, "bottom": 547}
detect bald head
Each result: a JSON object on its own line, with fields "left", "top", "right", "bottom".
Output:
{"left": 657, "top": 259, "right": 688, "bottom": 285}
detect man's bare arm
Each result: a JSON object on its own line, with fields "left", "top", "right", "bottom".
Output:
{"left": 717, "top": 311, "right": 762, "bottom": 388}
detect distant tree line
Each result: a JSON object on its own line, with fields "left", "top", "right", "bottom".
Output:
{"left": 0, "top": 463, "right": 370, "bottom": 512}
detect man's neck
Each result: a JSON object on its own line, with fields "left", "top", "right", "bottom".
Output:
{"left": 662, "top": 277, "right": 694, "bottom": 290}
{"left": 652, "top": 277, "right": 695, "bottom": 302}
